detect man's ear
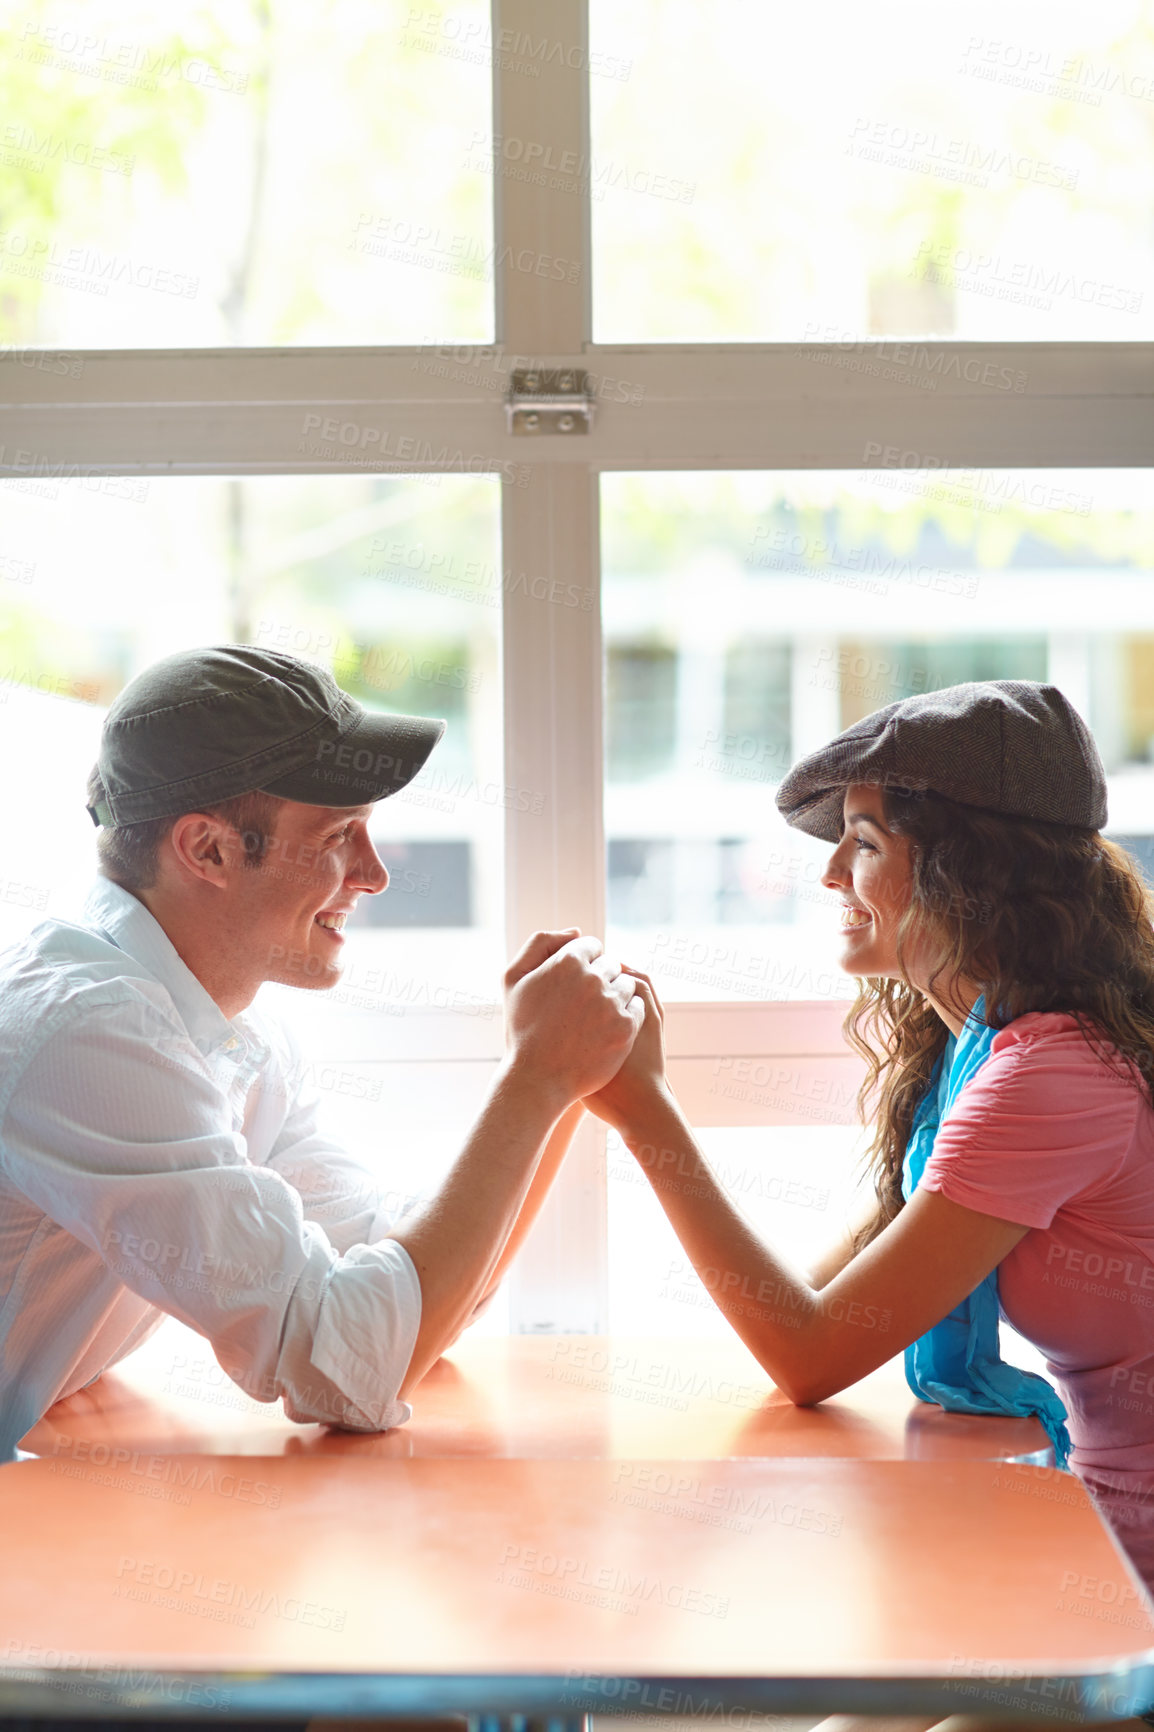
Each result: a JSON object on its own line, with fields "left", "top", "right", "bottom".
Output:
{"left": 165, "top": 813, "right": 238, "bottom": 888}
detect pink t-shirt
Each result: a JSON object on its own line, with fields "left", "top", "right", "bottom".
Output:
{"left": 920, "top": 1011, "right": 1154, "bottom": 1478}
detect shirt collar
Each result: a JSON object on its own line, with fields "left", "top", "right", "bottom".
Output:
{"left": 82, "top": 876, "right": 245, "bottom": 1058}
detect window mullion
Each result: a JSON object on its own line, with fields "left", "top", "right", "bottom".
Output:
{"left": 500, "top": 467, "right": 607, "bottom": 1331}
{"left": 491, "top": 0, "right": 605, "bottom": 1330}
{"left": 492, "top": 0, "right": 591, "bottom": 353}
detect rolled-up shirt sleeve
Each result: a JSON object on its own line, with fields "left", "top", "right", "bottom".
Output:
{"left": 2, "top": 998, "right": 421, "bottom": 1431}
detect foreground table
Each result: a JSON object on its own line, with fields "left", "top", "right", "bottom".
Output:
{"left": 21, "top": 1323, "right": 1053, "bottom": 1463}
{"left": 1, "top": 1452, "right": 1152, "bottom": 1722}
{"left": 12, "top": 1329, "right": 1144, "bottom": 1723}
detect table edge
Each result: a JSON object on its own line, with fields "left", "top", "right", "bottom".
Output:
{"left": 2, "top": 1660, "right": 1153, "bottom": 1721}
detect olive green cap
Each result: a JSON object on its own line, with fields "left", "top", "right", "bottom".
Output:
{"left": 87, "top": 645, "right": 446, "bottom": 827}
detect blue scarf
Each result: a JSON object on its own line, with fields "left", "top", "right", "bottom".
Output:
{"left": 902, "top": 996, "right": 1073, "bottom": 1470}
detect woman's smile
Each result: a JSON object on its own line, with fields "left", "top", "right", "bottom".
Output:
{"left": 821, "top": 783, "right": 915, "bottom": 979}
{"left": 840, "top": 904, "right": 873, "bottom": 929}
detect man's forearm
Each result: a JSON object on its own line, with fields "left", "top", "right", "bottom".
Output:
{"left": 389, "top": 1059, "right": 570, "bottom": 1392}
{"left": 474, "top": 1101, "right": 585, "bottom": 1303}
{"left": 437, "top": 1102, "right": 586, "bottom": 1353}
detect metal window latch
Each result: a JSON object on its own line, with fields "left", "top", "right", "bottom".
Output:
{"left": 505, "top": 368, "right": 593, "bottom": 435}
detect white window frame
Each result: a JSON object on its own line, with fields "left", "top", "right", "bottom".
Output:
{"left": 1, "top": 0, "right": 1151, "bottom": 1330}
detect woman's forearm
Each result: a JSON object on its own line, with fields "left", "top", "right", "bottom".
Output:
{"left": 617, "top": 1087, "right": 1026, "bottom": 1407}
{"left": 619, "top": 1088, "right": 828, "bottom": 1401}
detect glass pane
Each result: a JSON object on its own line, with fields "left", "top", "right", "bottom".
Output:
{"left": 591, "top": 0, "right": 1153, "bottom": 340}
{"left": 602, "top": 469, "right": 1154, "bottom": 1003}
{"left": 0, "top": 470, "right": 504, "bottom": 994}
{"left": 0, "top": 0, "right": 492, "bottom": 346}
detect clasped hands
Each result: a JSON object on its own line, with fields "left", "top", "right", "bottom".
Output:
{"left": 502, "top": 926, "right": 668, "bottom": 1138}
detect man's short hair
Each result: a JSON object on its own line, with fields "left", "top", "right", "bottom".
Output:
{"left": 86, "top": 767, "right": 282, "bottom": 893}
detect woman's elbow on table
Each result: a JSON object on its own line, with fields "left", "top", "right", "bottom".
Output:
{"left": 734, "top": 1303, "right": 862, "bottom": 1409}
{"left": 768, "top": 1354, "right": 857, "bottom": 1410}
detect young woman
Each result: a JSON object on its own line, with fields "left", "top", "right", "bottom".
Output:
{"left": 584, "top": 679, "right": 1154, "bottom": 1728}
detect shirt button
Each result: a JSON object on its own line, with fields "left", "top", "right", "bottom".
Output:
{"left": 224, "top": 1037, "right": 240, "bottom": 1052}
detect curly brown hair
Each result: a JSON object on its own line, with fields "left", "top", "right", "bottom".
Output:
{"left": 845, "top": 786, "right": 1154, "bottom": 1252}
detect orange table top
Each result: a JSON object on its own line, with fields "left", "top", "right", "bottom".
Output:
{"left": 21, "top": 1323, "right": 1053, "bottom": 1463}
{"left": 12, "top": 1327, "right": 1150, "bottom": 1719}
{"left": 1, "top": 1453, "right": 1152, "bottom": 1720}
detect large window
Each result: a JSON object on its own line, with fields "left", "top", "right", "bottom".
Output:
{"left": 1, "top": 0, "right": 1150, "bottom": 1335}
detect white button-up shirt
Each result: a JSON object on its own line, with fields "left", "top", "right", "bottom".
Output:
{"left": 0, "top": 877, "right": 422, "bottom": 1459}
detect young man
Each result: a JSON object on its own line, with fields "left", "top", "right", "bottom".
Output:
{"left": 0, "top": 645, "right": 642, "bottom": 1459}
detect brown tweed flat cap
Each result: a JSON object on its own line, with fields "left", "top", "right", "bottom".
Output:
{"left": 775, "top": 680, "right": 1108, "bottom": 842}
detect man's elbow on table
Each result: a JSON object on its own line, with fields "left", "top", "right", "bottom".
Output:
{"left": 279, "top": 1375, "right": 412, "bottom": 1434}
{"left": 268, "top": 1236, "right": 425, "bottom": 1434}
